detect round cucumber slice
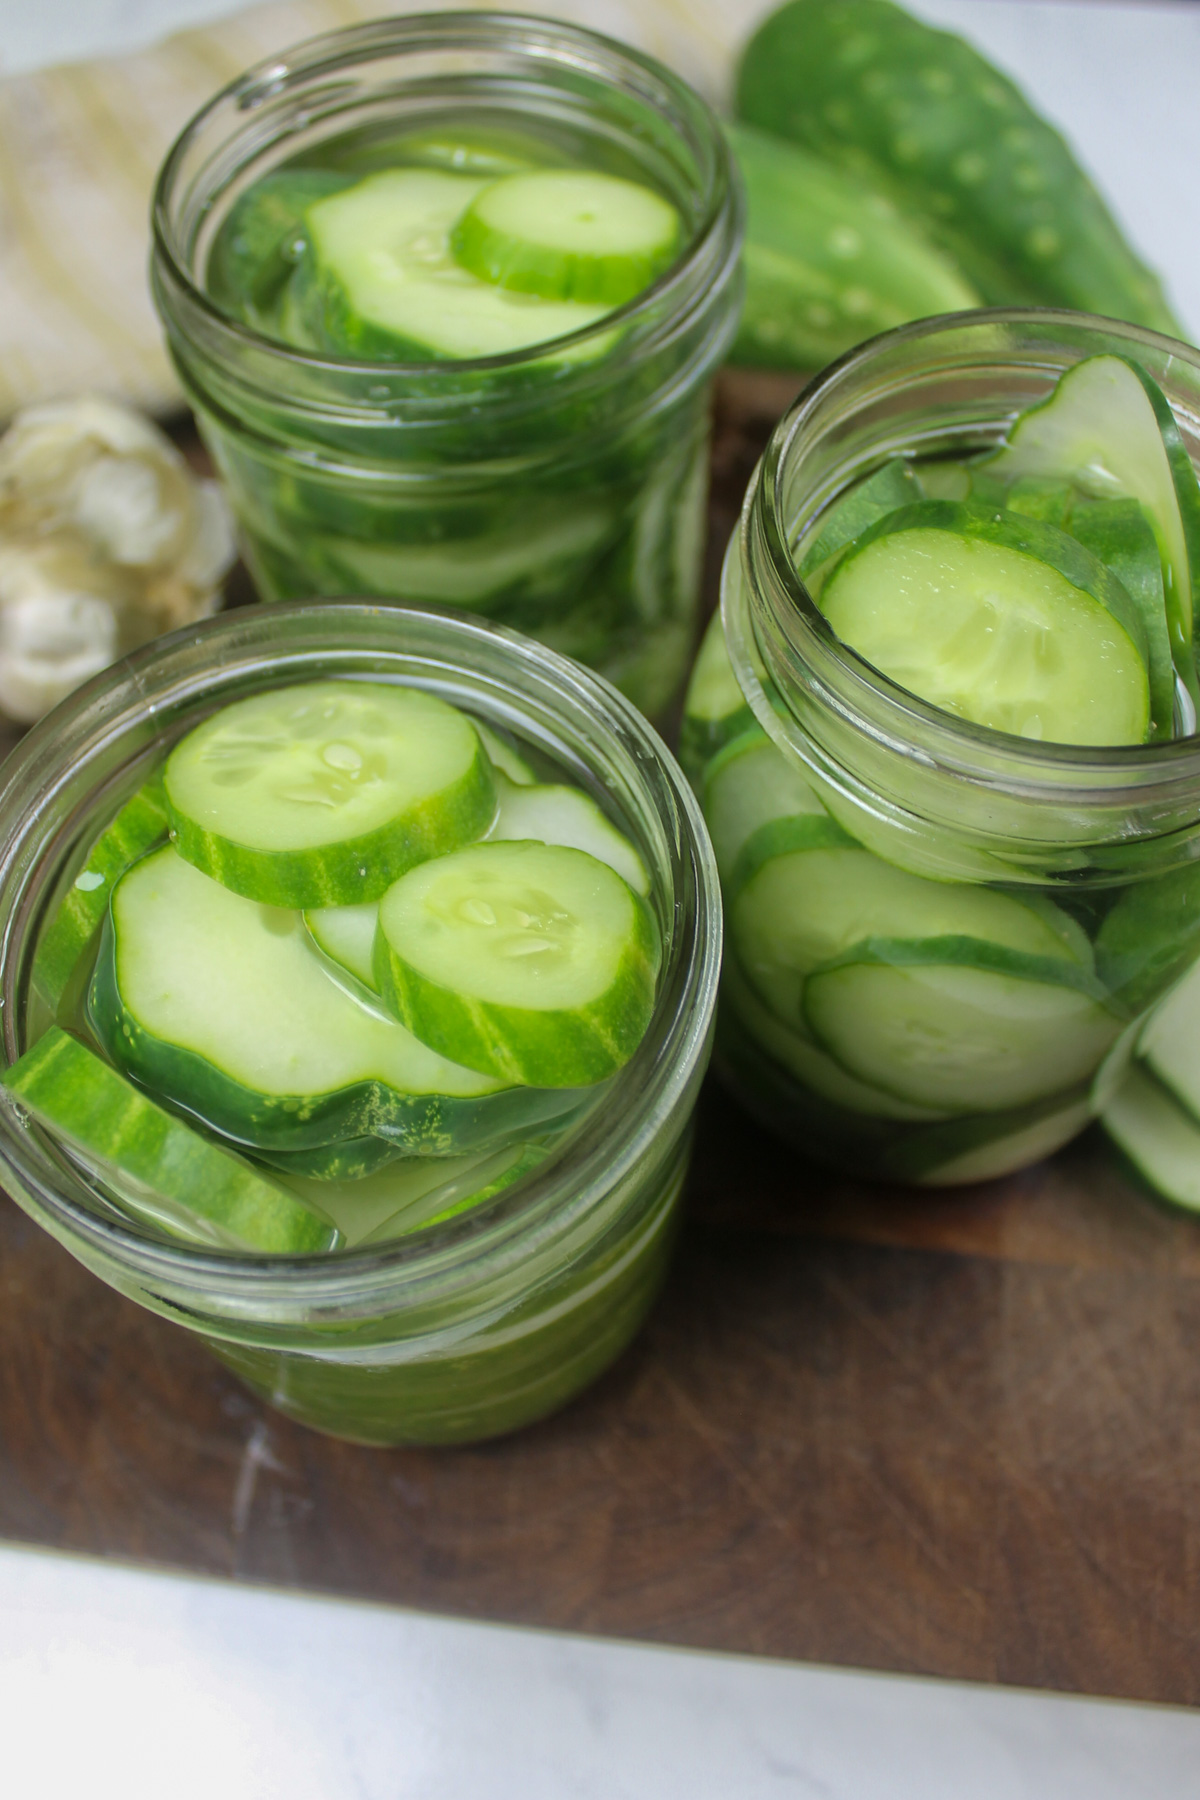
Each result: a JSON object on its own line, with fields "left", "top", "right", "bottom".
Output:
{"left": 2, "top": 1026, "right": 339, "bottom": 1255}
{"left": 374, "top": 840, "right": 660, "bottom": 1087}
{"left": 803, "top": 942, "right": 1120, "bottom": 1114}
{"left": 730, "top": 837, "right": 1090, "bottom": 1027}
{"left": 819, "top": 501, "right": 1151, "bottom": 745}
{"left": 91, "top": 848, "right": 584, "bottom": 1156}
{"left": 451, "top": 170, "right": 681, "bottom": 307}
{"left": 302, "top": 169, "right": 609, "bottom": 361}
{"left": 165, "top": 680, "right": 496, "bottom": 909}
{"left": 488, "top": 773, "right": 649, "bottom": 896}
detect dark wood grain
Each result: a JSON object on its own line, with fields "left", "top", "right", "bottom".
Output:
{"left": 3, "top": 383, "right": 1200, "bottom": 1707}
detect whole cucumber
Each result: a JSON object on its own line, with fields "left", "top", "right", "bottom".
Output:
{"left": 737, "top": 0, "right": 1182, "bottom": 333}
{"left": 729, "top": 122, "right": 979, "bottom": 369}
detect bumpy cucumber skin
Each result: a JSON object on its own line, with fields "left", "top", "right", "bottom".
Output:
{"left": 728, "top": 122, "right": 978, "bottom": 371}
{"left": 31, "top": 779, "right": 169, "bottom": 1014}
{"left": 3, "top": 1027, "right": 338, "bottom": 1255}
{"left": 374, "top": 889, "right": 661, "bottom": 1089}
{"left": 165, "top": 731, "right": 496, "bottom": 911}
{"left": 253, "top": 1135, "right": 406, "bottom": 1182}
{"left": 87, "top": 911, "right": 588, "bottom": 1155}
{"left": 736, "top": 0, "right": 1181, "bottom": 332}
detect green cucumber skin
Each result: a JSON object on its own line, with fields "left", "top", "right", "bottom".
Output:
{"left": 1095, "top": 868, "right": 1200, "bottom": 1015}
{"left": 728, "top": 814, "right": 859, "bottom": 905}
{"left": 728, "top": 121, "right": 978, "bottom": 372}
{"left": 1069, "top": 499, "right": 1176, "bottom": 740}
{"left": 3, "top": 1027, "right": 338, "bottom": 1255}
{"left": 165, "top": 733, "right": 496, "bottom": 911}
{"left": 832, "top": 498, "right": 1151, "bottom": 671}
{"left": 253, "top": 1136, "right": 406, "bottom": 1182}
{"left": 799, "top": 457, "right": 921, "bottom": 577}
{"left": 87, "top": 913, "right": 589, "bottom": 1156}
{"left": 31, "top": 779, "right": 169, "bottom": 1014}
{"left": 882, "top": 1080, "right": 1092, "bottom": 1184}
{"left": 806, "top": 933, "right": 1115, "bottom": 1006}
{"left": 736, "top": 0, "right": 1181, "bottom": 332}
{"left": 374, "top": 895, "right": 661, "bottom": 1089}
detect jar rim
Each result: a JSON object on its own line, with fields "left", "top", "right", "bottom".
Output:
{"left": 151, "top": 9, "right": 741, "bottom": 384}
{"left": 0, "top": 601, "right": 721, "bottom": 1310}
{"left": 734, "top": 306, "right": 1200, "bottom": 807}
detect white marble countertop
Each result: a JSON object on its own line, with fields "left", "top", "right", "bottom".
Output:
{"left": 3, "top": 1541, "right": 1199, "bottom": 1799}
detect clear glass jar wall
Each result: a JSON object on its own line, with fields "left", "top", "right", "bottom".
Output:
{"left": 682, "top": 311, "right": 1200, "bottom": 1186}
{"left": 151, "top": 14, "right": 744, "bottom": 720}
{"left": 0, "top": 604, "right": 720, "bottom": 1444}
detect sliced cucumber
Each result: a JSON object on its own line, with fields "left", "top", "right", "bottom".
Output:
{"left": 886, "top": 1089, "right": 1092, "bottom": 1187}
{"left": 721, "top": 950, "right": 948, "bottom": 1122}
{"left": 374, "top": 840, "right": 660, "bottom": 1087}
{"left": 798, "top": 456, "right": 919, "bottom": 578}
{"left": 1136, "top": 956, "right": 1200, "bottom": 1124}
{"left": 983, "top": 355, "right": 1200, "bottom": 693}
{"left": 30, "top": 778, "right": 169, "bottom": 1014}
{"left": 302, "top": 170, "right": 609, "bottom": 361}
{"left": 253, "top": 1134, "right": 405, "bottom": 1183}
{"left": 474, "top": 721, "right": 535, "bottom": 786}
{"left": 91, "top": 848, "right": 584, "bottom": 1157}
{"left": 1068, "top": 498, "right": 1175, "bottom": 740}
{"left": 451, "top": 170, "right": 681, "bottom": 306}
{"left": 2, "top": 1026, "right": 339, "bottom": 1254}
{"left": 702, "top": 724, "right": 826, "bottom": 877}
{"left": 487, "top": 773, "right": 649, "bottom": 896}
{"left": 819, "top": 500, "right": 1150, "bottom": 745}
{"left": 804, "top": 939, "right": 1119, "bottom": 1113}
{"left": 730, "top": 837, "right": 1091, "bottom": 1027}
{"left": 1102, "top": 1063, "right": 1200, "bottom": 1214}
{"left": 165, "top": 680, "right": 495, "bottom": 910}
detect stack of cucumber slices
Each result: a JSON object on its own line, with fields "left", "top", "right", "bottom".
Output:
{"left": 5, "top": 682, "right": 660, "bottom": 1254}
{"left": 685, "top": 351, "right": 1200, "bottom": 1198}
{"left": 213, "top": 153, "right": 683, "bottom": 362}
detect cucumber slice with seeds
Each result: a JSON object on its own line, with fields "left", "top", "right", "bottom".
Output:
{"left": 2, "top": 1027, "right": 338, "bottom": 1255}
{"left": 804, "top": 939, "right": 1119, "bottom": 1113}
{"left": 982, "top": 355, "right": 1200, "bottom": 693}
{"left": 374, "top": 840, "right": 660, "bottom": 1087}
{"left": 487, "top": 773, "right": 649, "bottom": 896}
{"left": 91, "top": 848, "right": 583, "bottom": 1157}
{"left": 302, "top": 169, "right": 609, "bottom": 362}
{"left": 451, "top": 170, "right": 681, "bottom": 307}
{"left": 819, "top": 500, "right": 1151, "bottom": 745}
{"left": 165, "top": 680, "right": 495, "bottom": 910}
{"left": 30, "top": 777, "right": 169, "bottom": 1014}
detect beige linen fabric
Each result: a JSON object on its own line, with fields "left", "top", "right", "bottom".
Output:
{"left": 0, "top": 0, "right": 767, "bottom": 419}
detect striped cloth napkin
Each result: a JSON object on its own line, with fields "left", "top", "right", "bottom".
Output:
{"left": 0, "top": 0, "right": 766, "bottom": 420}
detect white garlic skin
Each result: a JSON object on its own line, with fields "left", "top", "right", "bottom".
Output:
{"left": 0, "top": 396, "right": 236, "bottom": 724}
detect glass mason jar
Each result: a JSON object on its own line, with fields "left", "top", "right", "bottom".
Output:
{"left": 150, "top": 12, "right": 744, "bottom": 722}
{"left": 0, "top": 602, "right": 719, "bottom": 1445}
{"left": 682, "top": 310, "right": 1200, "bottom": 1187}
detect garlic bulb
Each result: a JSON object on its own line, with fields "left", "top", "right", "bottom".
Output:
{"left": 0, "top": 397, "right": 236, "bottom": 723}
